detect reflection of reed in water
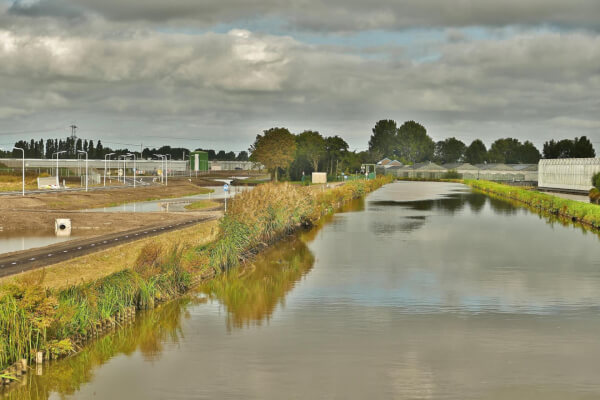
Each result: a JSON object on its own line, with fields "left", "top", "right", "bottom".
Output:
{"left": 1, "top": 299, "right": 193, "bottom": 400}
{"left": 200, "top": 236, "right": 315, "bottom": 330}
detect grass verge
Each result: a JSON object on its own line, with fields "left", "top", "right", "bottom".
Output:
{"left": 184, "top": 200, "right": 220, "bottom": 210}
{"left": 466, "top": 180, "right": 600, "bottom": 229}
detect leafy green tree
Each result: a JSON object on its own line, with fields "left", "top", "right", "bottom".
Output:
{"left": 368, "top": 119, "right": 397, "bottom": 159}
{"left": 487, "top": 138, "right": 522, "bottom": 163}
{"left": 464, "top": 139, "right": 487, "bottom": 164}
{"left": 249, "top": 127, "right": 297, "bottom": 182}
{"left": 434, "top": 137, "right": 466, "bottom": 164}
{"left": 396, "top": 120, "right": 434, "bottom": 164}
{"left": 324, "top": 135, "right": 349, "bottom": 174}
{"left": 573, "top": 136, "right": 596, "bottom": 158}
{"left": 296, "top": 130, "right": 326, "bottom": 172}
{"left": 518, "top": 140, "right": 541, "bottom": 163}
{"left": 236, "top": 151, "right": 249, "bottom": 161}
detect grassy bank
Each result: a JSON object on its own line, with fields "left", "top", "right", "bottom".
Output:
{"left": 0, "top": 177, "right": 391, "bottom": 374}
{"left": 466, "top": 180, "right": 600, "bottom": 229}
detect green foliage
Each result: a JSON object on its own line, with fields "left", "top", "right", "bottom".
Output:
{"left": 434, "top": 137, "right": 466, "bottom": 164}
{"left": 544, "top": 136, "right": 596, "bottom": 159}
{"left": 207, "top": 176, "right": 393, "bottom": 272}
{"left": 442, "top": 170, "right": 461, "bottom": 179}
{"left": 249, "top": 127, "right": 297, "bottom": 182}
{"left": 592, "top": 172, "right": 600, "bottom": 190}
{"left": 396, "top": 120, "right": 435, "bottom": 164}
{"left": 0, "top": 245, "right": 194, "bottom": 371}
{"left": 487, "top": 138, "right": 541, "bottom": 164}
{"left": 467, "top": 180, "right": 600, "bottom": 228}
{"left": 368, "top": 119, "right": 397, "bottom": 159}
{"left": 464, "top": 139, "right": 487, "bottom": 164}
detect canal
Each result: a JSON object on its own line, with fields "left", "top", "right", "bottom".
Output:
{"left": 5, "top": 181, "right": 600, "bottom": 399}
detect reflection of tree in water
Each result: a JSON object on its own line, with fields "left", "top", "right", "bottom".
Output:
{"left": 2, "top": 299, "right": 193, "bottom": 400}
{"left": 370, "top": 217, "right": 426, "bottom": 236}
{"left": 200, "top": 237, "right": 314, "bottom": 331}
{"left": 487, "top": 196, "right": 519, "bottom": 215}
{"left": 370, "top": 193, "right": 469, "bottom": 214}
{"left": 465, "top": 193, "right": 487, "bottom": 214}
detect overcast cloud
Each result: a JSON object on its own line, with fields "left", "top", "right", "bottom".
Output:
{"left": 0, "top": 0, "right": 599, "bottom": 151}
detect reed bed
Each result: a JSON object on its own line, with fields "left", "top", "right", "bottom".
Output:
{"left": 466, "top": 180, "right": 600, "bottom": 229}
{"left": 0, "top": 177, "right": 391, "bottom": 373}
{"left": 0, "top": 243, "right": 192, "bottom": 372}
{"left": 207, "top": 177, "right": 392, "bottom": 271}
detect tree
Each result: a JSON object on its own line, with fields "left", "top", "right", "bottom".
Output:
{"left": 543, "top": 136, "right": 595, "bottom": 159}
{"left": 324, "top": 135, "right": 349, "bottom": 174}
{"left": 296, "top": 130, "right": 326, "bottom": 172}
{"left": 573, "top": 136, "right": 596, "bottom": 158}
{"left": 236, "top": 151, "right": 249, "bottom": 161}
{"left": 487, "top": 138, "right": 522, "bottom": 163}
{"left": 434, "top": 137, "right": 466, "bottom": 164}
{"left": 464, "top": 139, "right": 487, "bottom": 164}
{"left": 249, "top": 127, "right": 297, "bottom": 182}
{"left": 368, "top": 120, "right": 397, "bottom": 159}
{"left": 518, "top": 140, "right": 541, "bottom": 163}
{"left": 396, "top": 120, "right": 434, "bottom": 164}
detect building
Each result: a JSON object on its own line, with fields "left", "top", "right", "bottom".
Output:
{"left": 538, "top": 158, "right": 600, "bottom": 192}
{"left": 189, "top": 151, "right": 209, "bottom": 172}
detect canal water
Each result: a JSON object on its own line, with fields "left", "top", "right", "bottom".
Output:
{"left": 6, "top": 181, "right": 600, "bottom": 400}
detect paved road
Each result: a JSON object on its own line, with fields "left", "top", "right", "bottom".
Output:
{"left": 0, "top": 178, "right": 156, "bottom": 196}
{"left": 0, "top": 216, "right": 216, "bottom": 278}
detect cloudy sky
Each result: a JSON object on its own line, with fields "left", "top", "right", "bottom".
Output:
{"left": 0, "top": 0, "right": 599, "bottom": 153}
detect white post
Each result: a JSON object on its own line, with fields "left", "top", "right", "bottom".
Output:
{"left": 78, "top": 150, "right": 88, "bottom": 192}
{"left": 127, "top": 153, "right": 136, "bottom": 188}
{"left": 13, "top": 147, "right": 24, "bottom": 196}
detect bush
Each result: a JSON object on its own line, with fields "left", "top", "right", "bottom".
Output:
{"left": 442, "top": 169, "right": 461, "bottom": 179}
{"left": 592, "top": 172, "right": 600, "bottom": 190}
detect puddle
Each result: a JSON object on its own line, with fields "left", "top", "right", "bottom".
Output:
{"left": 82, "top": 185, "right": 252, "bottom": 213}
{"left": 0, "top": 231, "right": 78, "bottom": 254}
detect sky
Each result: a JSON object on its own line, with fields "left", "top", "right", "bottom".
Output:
{"left": 0, "top": 0, "right": 599, "bottom": 153}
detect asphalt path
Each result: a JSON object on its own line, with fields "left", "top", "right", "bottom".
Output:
{"left": 0, "top": 216, "right": 216, "bottom": 278}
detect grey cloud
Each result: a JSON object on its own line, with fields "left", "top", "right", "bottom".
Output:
{"left": 5, "top": 0, "right": 600, "bottom": 31}
{"left": 0, "top": 25, "right": 598, "bottom": 150}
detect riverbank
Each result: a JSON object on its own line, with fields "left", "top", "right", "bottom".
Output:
{"left": 466, "top": 180, "right": 600, "bottom": 229}
{"left": 0, "top": 177, "right": 391, "bottom": 387}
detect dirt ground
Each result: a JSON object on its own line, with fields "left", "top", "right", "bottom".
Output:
{"left": 0, "top": 178, "right": 225, "bottom": 234}
{"left": 0, "top": 179, "right": 213, "bottom": 211}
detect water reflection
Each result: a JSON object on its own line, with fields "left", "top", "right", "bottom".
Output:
{"left": 199, "top": 237, "right": 314, "bottom": 330}
{"left": 1, "top": 299, "right": 193, "bottom": 400}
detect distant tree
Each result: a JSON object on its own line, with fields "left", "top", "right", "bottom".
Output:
{"left": 464, "top": 139, "right": 487, "bottom": 164}
{"left": 96, "top": 140, "right": 104, "bottom": 158}
{"left": 518, "top": 140, "right": 541, "bottom": 163}
{"left": 296, "top": 130, "right": 326, "bottom": 172}
{"left": 573, "top": 136, "right": 596, "bottom": 158}
{"left": 216, "top": 150, "right": 227, "bottom": 160}
{"left": 324, "top": 135, "right": 349, "bottom": 174}
{"left": 487, "top": 138, "right": 522, "bottom": 164}
{"left": 543, "top": 139, "right": 573, "bottom": 158}
{"left": 368, "top": 120, "right": 397, "bottom": 159}
{"left": 249, "top": 127, "right": 297, "bottom": 182}
{"left": 396, "top": 120, "right": 434, "bottom": 164}
{"left": 225, "top": 151, "right": 236, "bottom": 161}
{"left": 543, "top": 136, "right": 595, "bottom": 159}
{"left": 434, "top": 137, "right": 466, "bottom": 164}
{"left": 236, "top": 151, "right": 249, "bottom": 161}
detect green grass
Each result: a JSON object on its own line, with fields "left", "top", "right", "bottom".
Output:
{"left": 466, "top": 180, "right": 600, "bottom": 229}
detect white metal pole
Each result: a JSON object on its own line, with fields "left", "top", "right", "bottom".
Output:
{"left": 13, "top": 147, "right": 24, "bottom": 196}
{"left": 104, "top": 155, "right": 107, "bottom": 187}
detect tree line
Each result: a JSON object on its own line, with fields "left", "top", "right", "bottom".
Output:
{"left": 368, "top": 119, "right": 596, "bottom": 165}
{"left": 0, "top": 137, "right": 249, "bottom": 161}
